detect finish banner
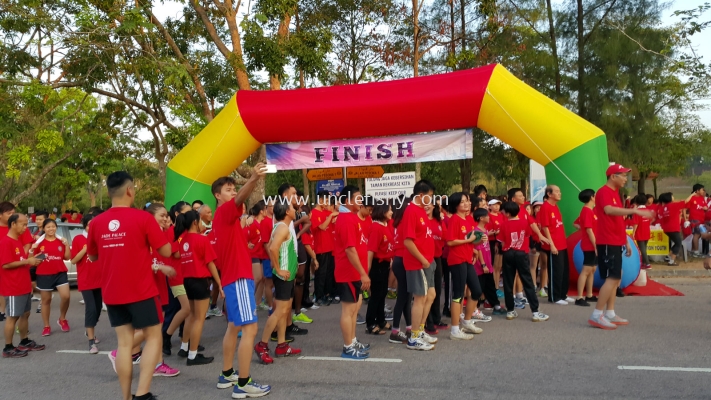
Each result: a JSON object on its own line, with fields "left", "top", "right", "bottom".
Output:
{"left": 266, "top": 129, "right": 473, "bottom": 170}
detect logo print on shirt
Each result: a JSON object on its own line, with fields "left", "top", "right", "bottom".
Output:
{"left": 14, "top": 247, "right": 19, "bottom": 255}
{"left": 58, "top": 245, "right": 62, "bottom": 251}
{"left": 108, "top": 220, "right": 121, "bottom": 232}
{"left": 183, "top": 243, "right": 190, "bottom": 252}
{"left": 420, "top": 217, "right": 425, "bottom": 225}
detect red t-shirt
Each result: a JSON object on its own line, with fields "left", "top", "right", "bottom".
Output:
{"left": 429, "top": 218, "right": 444, "bottom": 258}
{"left": 0, "top": 226, "right": 33, "bottom": 246}
{"left": 518, "top": 204, "right": 536, "bottom": 225}
{"left": 632, "top": 206, "right": 652, "bottom": 241}
{"left": 180, "top": 232, "right": 217, "bottom": 279}
{"left": 246, "top": 220, "right": 267, "bottom": 259}
{"left": 500, "top": 218, "right": 532, "bottom": 252}
{"left": 687, "top": 194, "right": 706, "bottom": 222}
{"left": 539, "top": 201, "right": 567, "bottom": 251}
{"left": 162, "top": 229, "right": 182, "bottom": 288}
{"left": 594, "top": 184, "right": 626, "bottom": 246}
{"left": 578, "top": 206, "right": 597, "bottom": 251}
{"left": 368, "top": 221, "right": 394, "bottom": 261}
{"left": 35, "top": 237, "right": 68, "bottom": 275}
{"left": 486, "top": 212, "right": 505, "bottom": 242}
{"left": 658, "top": 201, "right": 685, "bottom": 233}
{"left": 362, "top": 215, "right": 373, "bottom": 239}
{"left": 0, "top": 236, "right": 31, "bottom": 296}
{"left": 72, "top": 234, "right": 101, "bottom": 291}
{"left": 260, "top": 216, "right": 274, "bottom": 259}
{"left": 400, "top": 203, "right": 434, "bottom": 271}
{"left": 67, "top": 215, "right": 82, "bottom": 224}
{"left": 87, "top": 207, "right": 168, "bottom": 305}
{"left": 392, "top": 225, "right": 404, "bottom": 258}
{"left": 334, "top": 212, "right": 368, "bottom": 282}
{"left": 301, "top": 232, "right": 313, "bottom": 247}
{"left": 310, "top": 208, "right": 334, "bottom": 254}
{"left": 212, "top": 201, "right": 253, "bottom": 287}
{"left": 446, "top": 214, "right": 476, "bottom": 265}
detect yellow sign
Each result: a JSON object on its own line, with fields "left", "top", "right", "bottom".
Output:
{"left": 307, "top": 168, "right": 343, "bottom": 181}
{"left": 627, "top": 228, "right": 669, "bottom": 256}
{"left": 347, "top": 166, "right": 384, "bottom": 179}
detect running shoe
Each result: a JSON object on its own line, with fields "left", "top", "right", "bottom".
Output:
{"left": 16, "top": 340, "right": 45, "bottom": 352}
{"left": 565, "top": 296, "right": 575, "bottom": 303}
{"left": 506, "top": 311, "right": 518, "bottom": 320}
{"left": 41, "top": 326, "right": 51, "bottom": 337}
{"left": 36, "top": 304, "right": 41, "bottom": 313}
{"left": 517, "top": 296, "right": 529, "bottom": 304}
{"left": 57, "top": 319, "right": 70, "bottom": 332}
{"left": 89, "top": 344, "right": 99, "bottom": 354}
{"left": 554, "top": 300, "right": 568, "bottom": 305}
{"left": 389, "top": 331, "right": 407, "bottom": 344}
{"left": 102, "top": 303, "right": 107, "bottom": 312}
{"left": 292, "top": 312, "right": 313, "bottom": 324}
{"left": 450, "top": 329, "right": 474, "bottom": 340}
{"left": 14, "top": 326, "right": 19, "bottom": 335}
{"left": 588, "top": 314, "right": 616, "bottom": 330}
{"left": 257, "top": 302, "right": 269, "bottom": 311}
{"left": 616, "top": 288, "right": 626, "bottom": 297}
{"left": 538, "top": 289, "right": 547, "bottom": 297}
{"left": 406, "top": 335, "right": 434, "bottom": 351}
{"left": 356, "top": 314, "right": 365, "bottom": 325}
{"left": 460, "top": 319, "right": 483, "bottom": 334}
{"left": 154, "top": 362, "right": 180, "bottom": 377}
{"left": 586, "top": 296, "right": 598, "bottom": 302}
{"left": 217, "top": 372, "right": 240, "bottom": 389}
{"left": 384, "top": 304, "right": 393, "bottom": 313}
{"left": 421, "top": 331, "right": 438, "bottom": 344}
{"left": 386, "top": 290, "right": 397, "bottom": 299}
{"left": 514, "top": 300, "right": 526, "bottom": 309}
{"left": 332, "top": 296, "right": 341, "bottom": 304}
{"left": 108, "top": 350, "right": 117, "bottom": 373}
{"left": 270, "top": 332, "right": 295, "bottom": 342}
{"left": 268, "top": 307, "right": 273, "bottom": 316}
{"left": 275, "top": 343, "right": 301, "bottom": 357}
{"left": 286, "top": 324, "right": 308, "bottom": 335}
{"left": 575, "top": 298, "right": 590, "bottom": 307}
{"left": 80, "top": 299, "right": 85, "bottom": 304}
{"left": 187, "top": 354, "right": 215, "bottom": 366}
{"left": 341, "top": 345, "right": 370, "bottom": 359}
{"left": 355, "top": 339, "right": 370, "bottom": 352}
{"left": 31, "top": 296, "right": 40, "bottom": 302}
{"left": 471, "top": 309, "right": 492, "bottom": 323}
{"left": 85, "top": 331, "right": 100, "bottom": 344}
{"left": 2, "top": 347, "right": 28, "bottom": 358}
{"left": 531, "top": 312, "right": 549, "bottom": 322}
{"left": 207, "top": 307, "right": 224, "bottom": 318}
{"left": 496, "top": 289, "right": 504, "bottom": 298}
{"left": 254, "top": 342, "right": 274, "bottom": 365}
{"left": 607, "top": 314, "right": 629, "bottom": 326}
{"left": 308, "top": 303, "right": 320, "bottom": 310}
{"left": 232, "top": 378, "right": 271, "bottom": 399}
{"left": 492, "top": 307, "right": 507, "bottom": 316}
{"left": 384, "top": 312, "right": 394, "bottom": 321}
{"left": 132, "top": 351, "right": 142, "bottom": 364}
{"left": 483, "top": 301, "right": 493, "bottom": 311}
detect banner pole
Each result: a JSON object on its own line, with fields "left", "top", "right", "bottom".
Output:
{"left": 343, "top": 167, "right": 347, "bottom": 185}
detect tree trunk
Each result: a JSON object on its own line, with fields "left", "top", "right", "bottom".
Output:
{"left": 545, "top": 0, "right": 561, "bottom": 97}
{"left": 520, "top": 178, "right": 527, "bottom": 195}
{"left": 449, "top": 0, "right": 456, "bottom": 65}
{"left": 576, "top": 0, "right": 585, "bottom": 117}
{"left": 460, "top": 159, "right": 471, "bottom": 193}
{"left": 10, "top": 152, "right": 74, "bottom": 205}
{"left": 637, "top": 171, "right": 647, "bottom": 194}
{"left": 653, "top": 177, "right": 658, "bottom": 198}
{"left": 270, "top": 13, "right": 292, "bottom": 90}
{"left": 460, "top": 0, "right": 466, "bottom": 53}
{"left": 247, "top": 146, "right": 267, "bottom": 207}
{"left": 302, "top": 169, "right": 309, "bottom": 197}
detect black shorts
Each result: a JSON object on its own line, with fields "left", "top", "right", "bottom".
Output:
{"left": 30, "top": 267, "right": 37, "bottom": 282}
{"left": 338, "top": 281, "right": 362, "bottom": 303}
{"left": 297, "top": 240, "right": 307, "bottom": 265}
{"left": 582, "top": 251, "right": 597, "bottom": 266}
{"left": 183, "top": 277, "right": 211, "bottom": 301}
{"left": 273, "top": 277, "right": 295, "bottom": 301}
{"left": 490, "top": 241, "right": 502, "bottom": 256}
{"left": 106, "top": 297, "right": 163, "bottom": 329}
{"left": 36, "top": 272, "right": 69, "bottom": 291}
{"left": 597, "top": 245, "right": 622, "bottom": 280}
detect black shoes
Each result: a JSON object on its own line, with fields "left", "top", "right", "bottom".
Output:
{"left": 187, "top": 353, "right": 214, "bottom": 366}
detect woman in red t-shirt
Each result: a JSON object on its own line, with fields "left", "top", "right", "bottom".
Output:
{"left": 32, "top": 219, "right": 71, "bottom": 336}
{"left": 71, "top": 214, "right": 103, "bottom": 353}
{"left": 365, "top": 202, "right": 394, "bottom": 334}
{"left": 657, "top": 192, "right": 690, "bottom": 266}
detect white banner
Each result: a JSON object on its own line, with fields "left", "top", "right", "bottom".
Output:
{"left": 529, "top": 160, "right": 546, "bottom": 202}
{"left": 365, "top": 172, "right": 417, "bottom": 199}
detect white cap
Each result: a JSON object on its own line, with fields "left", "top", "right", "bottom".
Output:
{"left": 488, "top": 199, "right": 501, "bottom": 205}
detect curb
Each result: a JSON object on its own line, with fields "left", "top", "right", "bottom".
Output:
{"left": 647, "top": 269, "right": 711, "bottom": 278}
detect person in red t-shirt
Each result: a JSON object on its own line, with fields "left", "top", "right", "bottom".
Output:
{"left": 388, "top": 197, "right": 412, "bottom": 344}
{"left": 687, "top": 184, "right": 707, "bottom": 256}
{"left": 486, "top": 199, "right": 504, "bottom": 293}
{"left": 312, "top": 191, "right": 338, "bottom": 306}
{"left": 539, "top": 185, "right": 572, "bottom": 305}
{"left": 588, "top": 164, "right": 654, "bottom": 330}
{"left": 86, "top": 171, "right": 174, "bottom": 400}
{"left": 0, "top": 202, "right": 34, "bottom": 318}
{"left": 499, "top": 202, "right": 548, "bottom": 322}
{"left": 575, "top": 189, "right": 598, "bottom": 306}
{"left": 246, "top": 201, "right": 267, "bottom": 309}
{"left": 33, "top": 218, "right": 71, "bottom": 335}
{"left": 210, "top": 164, "right": 271, "bottom": 397}
{"left": 631, "top": 194, "right": 652, "bottom": 269}
{"left": 658, "top": 191, "right": 694, "bottom": 266}
{"left": 334, "top": 186, "right": 371, "bottom": 359}
{"left": 1, "top": 213, "right": 44, "bottom": 358}
{"left": 425, "top": 199, "right": 448, "bottom": 333}
{"left": 365, "top": 202, "right": 394, "bottom": 334}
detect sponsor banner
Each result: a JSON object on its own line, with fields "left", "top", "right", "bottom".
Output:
{"left": 626, "top": 228, "right": 669, "bottom": 256}
{"left": 317, "top": 179, "right": 344, "bottom": 196}
{"left": 365, "top": 172, "right": 416, "bottom": 199}
{"left": 266, "top": 129, "right": 472, "bottom": 170}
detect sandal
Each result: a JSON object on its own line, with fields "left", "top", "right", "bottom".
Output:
{"left": 366, "top": 325, "right": 386, "bottom": 335}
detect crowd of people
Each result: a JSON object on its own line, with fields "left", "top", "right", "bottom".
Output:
{"left": 1, "top": 162, "right": 708, "bottom": 399}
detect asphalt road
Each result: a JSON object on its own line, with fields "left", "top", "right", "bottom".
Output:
{"left": 2, "top": 278, "right": 710, "bottom": 400}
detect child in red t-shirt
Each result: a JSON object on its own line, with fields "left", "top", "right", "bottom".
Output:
{"left": 575, "top": 189, "right": 598, "bottom": 306}
{"left": 473, "top": 208, "right": 504, "bottom": 316}
{"left": 631, "top": 194, "right": 652, "bottom": 269}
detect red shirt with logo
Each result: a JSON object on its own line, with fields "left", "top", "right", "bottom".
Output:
{"left": 212, "top": 201, "right": 253, "bottom": 287}
{"left": 446, "top": 214, "right": 477, "bottom": 265}
{"left": 400, "top": 203, "right": 434, "bottom": 271}
{"left": 180, "top": 232, "right": 217, "bottom": 279}
{"left": 368, "top": 221, "right": 394, "bottom": 261}
{"left": 35, "top": 238, "right": 68, "bottom": 275}
{"left": 246, "top": 220, "right": 267, "bottom": 259}
{"left": 0, "top": 226, "right": 33, "bottom": 246}
{"left": 0, "top": 236, "right": 31, "bottom": 296}
{"left": 260, "top": 216, "right": 274, "bottom": 259}
{"left": 429, "top": 218, "right": 445, "bottom": 258}
{"left": 577, "top": 206, "right": 598, "bottom": 251}
{"left": 87, "top": 207, "right": 168, "bottom": 305}
{"left": 658, "top": 201, "right": 685, "bottom": 233}
{"left": 594, "top": 185, "right": 626, "bottom": 246}
{"left": 500, "top": 218, "right": 532, "bottom": 252}
{"left": 632, "top": 206, "right": 652, "bottom": 241}
{"left": 310, "top": 208, "right": 334, "bottom": 254}
{"left": 687, "top": 194, "right": 706, "bottom": 222}
{"left": 539, "top": 201, "right": 567, "bottom": 251}
{"left": 486, "top": 212, "right": 505, "bottom": 242}
{"left": 334, "top": 212, "right": 368, "bottom": 282}
{"left": 72, "top": 233, "right": 102, "bottom": 291}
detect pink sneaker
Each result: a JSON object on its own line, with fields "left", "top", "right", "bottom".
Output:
{"left": 57, "top": 319, "right": 70, "bottom": 332}
{"left": 41, "top": 326, "right": 51, "bottom": 337}
{"left": 154, "top": 362, "right": 180, "bottom": 377}
{"left": 108, "top": 350, "right": 117, "bottom": 373}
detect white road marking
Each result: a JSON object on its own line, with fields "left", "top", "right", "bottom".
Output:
{"left": 56, "top": 350, "right": 111, "bottom": 355}
{"left": 618, "top": 366, "right": 711, "bottom": 372}
{"left": 298, "top": 356, "right": 401, "bottom": 363}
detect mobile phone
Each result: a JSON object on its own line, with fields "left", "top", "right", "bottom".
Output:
{"left": 265, "top": 164, "right": 278, "bottom": 174}
{"left": 34, "top": 253, "right": 46, "bottom": 261}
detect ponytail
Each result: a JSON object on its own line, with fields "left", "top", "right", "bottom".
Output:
{"left": 174, "top": 210, "right": 200, "bottom": 241}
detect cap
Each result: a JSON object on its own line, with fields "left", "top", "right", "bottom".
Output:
{"left": 606, "top": 164, "right": 631, "bottom": 177}
{"left": 532, "top": 201, "right": 543, "bottom": 207}
{"left": 488, "top": 199, "right": 501, "bottom": 205}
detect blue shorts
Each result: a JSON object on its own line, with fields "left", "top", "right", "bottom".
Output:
{"left": 262, "top": 259, "right": 273, "bottom": 278}
{"left": 224, "top": 279, "right": 258, "bottom": 326}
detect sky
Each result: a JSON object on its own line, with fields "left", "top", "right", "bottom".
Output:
{"left": 149, "top": 0, "right": 711, "bottom": 129}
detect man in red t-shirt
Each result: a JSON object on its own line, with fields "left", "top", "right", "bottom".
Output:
{"left": 334, "top": 185, "right": 371, "bottom": 359}
{"left": 312, "top": 191, "right": 338, "bottom": 305}
{"left": 539, "top": 185, "right": 572, "bottom": 305}
{"left": 687, "top": 184, "right": 707, "bottom": 256}
{"left": 1, "top": 214, "right": 44, "bottom": 358}
{"left": 588, "top": 164, "right": 654, "bottom": 330}
{"left": 0, "top": 202, "right": 34, "bottom": 319}
{"left": 86, "top": 172, "right": 173, "bottom": 400}
{"left": 211, "top": 164, "right": 271, "bottom": 398}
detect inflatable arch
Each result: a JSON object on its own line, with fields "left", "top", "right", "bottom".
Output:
{"left": 166, "top": 64, "right": 609, "bottom": 229}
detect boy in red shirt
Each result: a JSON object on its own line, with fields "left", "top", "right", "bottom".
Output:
{"left": 1, "top": 214, "right": 44, "bottom": 358}
{"left": 539, "top": 185, "right": 572, "bottom": 305}
{"left": 312, "top": 191, "right": 338, "bottom": 306}
{"left": 211, "top": 164, "right": 271, "bottom": 397}
{"left": 499, "top": 202, "right": 548, "bottom": 322}
{"left": 575, "top": 189, "right": 597, "bottom": 306}
{"left": 631, "top": 194, "right": 652, "bottom": 269}
{"left": 334, "top": 186, "right": 371, "bottom": 359}
{"left": 688, "top": 184, "right": 707, "bottom": 256}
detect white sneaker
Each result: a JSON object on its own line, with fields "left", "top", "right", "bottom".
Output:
{"left": 532, "top": 312, "right": 549, "bottom": 322}
{"left": 565, "top": 297, "right": 575, "bottom": 303}
{"left": 102, "top": 303, "right": 107, "bottom": 312}
{"left": 31, "top": 296, "right": 40, "bottom": 302}
{"left": 538, "top": 289, "right": 547, "bottom": 297}
{"left": 79, "top": 299, "right": 85, "bottom": 304}
{"left": 555, "top": 300, "right": 568, "bottom": 305}
{"left": 406, "top": 335, "right": 434, "bottom": 351}
{"left": 384, "top": 304, "right": 393, "bottom": 313}
{"left": 471, "top": 309, "right": 492, "bottom": 323}
{"left": 450, "top": 329, "right": 474, "bottom": 340}
{"left": 506, "top": 310, "right": 518, "bottom": 320}
{"left": 461, "top": 319, "right": 483, "bottom": 334}
{"left": 421, "top": 332, "right": 438, "bottom": 344}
